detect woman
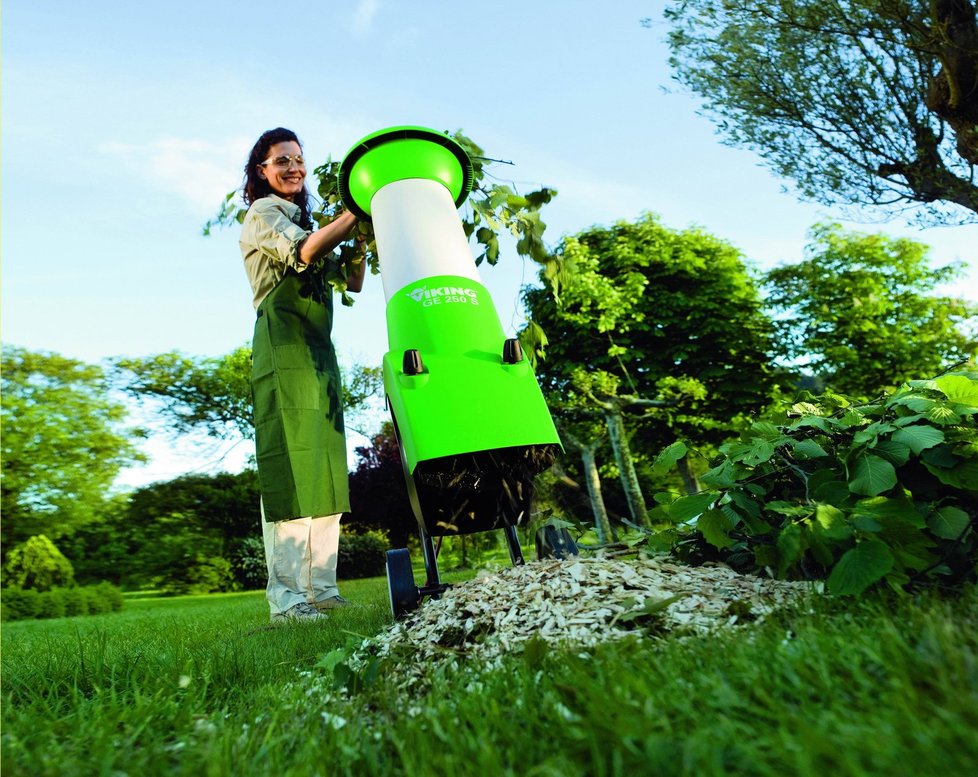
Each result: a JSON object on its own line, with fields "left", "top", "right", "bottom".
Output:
{"left": 239, "top": 127, "right": 365, "bottom": 623}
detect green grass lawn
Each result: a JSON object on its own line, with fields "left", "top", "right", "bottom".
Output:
{"left": 2, "top": 572, "right": 976, "bottom": 776}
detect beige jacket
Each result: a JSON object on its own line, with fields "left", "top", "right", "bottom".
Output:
{"left": 239, "top": 194, "right": 311, "bottom": 310}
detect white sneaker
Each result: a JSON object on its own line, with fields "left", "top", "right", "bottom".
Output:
{"left": 270, "top": 602, "right": 329, "bottom": 624}
{"left": 313, "top": 595, "right": 350, "bottom": 612}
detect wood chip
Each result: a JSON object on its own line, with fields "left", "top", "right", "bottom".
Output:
{"left": 347, "top": 553, "right": 815, "bottom": 694}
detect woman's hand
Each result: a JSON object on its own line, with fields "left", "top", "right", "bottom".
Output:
{"left": 298, "top": 210, "right": 358, "bottom": 266}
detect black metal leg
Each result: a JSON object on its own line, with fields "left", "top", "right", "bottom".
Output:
{"left": 419, "top": 524, "right": 441, "bottom": 587}
{"left": 503, "top": 525, "right": 525, "bottom": 566}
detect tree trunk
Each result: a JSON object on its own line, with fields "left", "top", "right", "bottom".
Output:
{"left": 604, "top": 407, "right": 649, "bottom": 527}
{"left": 580, "top": 443, "right": 614, "bottom": 542}
{"left": 927, "top": 0, "right": 978, "bottom": 164}
{"left": 677, "top": 454, "right": 701, "bottom": 495}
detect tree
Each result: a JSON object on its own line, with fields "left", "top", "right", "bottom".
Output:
{"left": 553, "top": 418, "right": 616, "bottom": 542}
{"left": 61, "top": 471, "right": 261, "bottom": 590}
{"left": 523, "top": 214, "right": 778, "bottom": 516}
{"left": 3, "top": 535, "right": 75, "bottom": 592}
{"left": 116, "top": 346, "right": 253, "bottom": 441}
{"left": 1, "top": 347, "right": 144, "bottom": 550}
{"left": 115, "top": 346, "right": 385, "bottom": 442}
{"left": 126, "top": 470, "right": 261, "bottom": 540}
{"left": 346, "top": 422, "right": 416, "bottom": 549}
{"left": 765, "top": 223, "right": 978, "bottom": 396}
{"left": 661, "top": 0, "right": 978, "bottom": 224}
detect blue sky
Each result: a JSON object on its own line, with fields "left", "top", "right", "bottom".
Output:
{"left": 3, "top": 0, "right": 976, "bottom": 486}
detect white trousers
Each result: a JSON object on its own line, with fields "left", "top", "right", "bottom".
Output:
{"left": 260, "top": 501, "right": 342, "bottom": 615}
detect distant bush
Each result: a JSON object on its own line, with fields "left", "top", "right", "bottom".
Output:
{"left": 1, "top": 582, "right": 124, "bottom": 622}
{"left": 337, "top": 530, "right": 388, "bottom": 579}
{"left": 3, "top": 535, "right": 75, "bottom": 592}
{"left": 93, "top": 581, "right": 124, "bottom": 611}
{"left": 230, "top": 537, "right": 266, "bottom": 590}
{"left": 35, "top": 593, "right": 67, "bottom": 619}
{"left": 162, "top": 555, "right": 236, "bottom": 596}
{"left": 61, "top": 587, "right": 90, "bottom": 617}
{"left": 1, "top": 588, "right": 41, "bottom": 621}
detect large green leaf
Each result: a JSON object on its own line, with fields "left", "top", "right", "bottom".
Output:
{"left": 852, "top": 496, "right": 925, "bottom": 529}
{"left": 791, "top": 438, "right": 829, "bottom": 459}
{"left": 870, "top": 439, "right": 911, "bottom": 466}
{"left": 815, "top": 503, "right": 851, "bottom": 540}
{"left": 891, "top": 425, "right": 945, "bottom": 455}
{"left": 923, "top": 460, "right": 978, "bottom": 491}
{"left": 750, "top": 421, "right": 783, "bottom": 441}
{"left": 927, "top": 506, "right": 972, "bottom": 540}
{"left": 926, "top": 404, "right": 961, "bottom": 426}
{"left": 667, "top": 491, "right": 720, "bottom": 522}
{"left": 701, "top": 459, "right": 742, "bottom": 488}
{"left": 742, "top": 440, "right": 777, "bottom": 466}
{"left": 697, "top": 508, "right": 735, "bottom": 549}
{"left": 848, "top": 454, "right": 897, "bottom": 496}
{"left": 728, "top": 489, "right": 761, "bottom": 519}
{"left": 827, "top": 540, "right": 894, "bottom": 595}
{"left": 934, "top": 375, "right": 978, "bottom": 407}
{"left": 776, "top": 523, "right": 804, "bottom": 578}
{"left": 651, "top": 441, "right": 688, "bottom": 477}
{"left": 853, "top": 422, "right": 896, "bottom": 445}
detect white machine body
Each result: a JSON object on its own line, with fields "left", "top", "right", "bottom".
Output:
{"left": 370, "top": 178, "right": 481, "bottom": 302}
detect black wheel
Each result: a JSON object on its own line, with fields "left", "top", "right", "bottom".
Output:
{"left": 535, "top": 525, "right": 579, "bottom": 560}
{"left": 386, "top": 548, "right": 419, "bottom": 619}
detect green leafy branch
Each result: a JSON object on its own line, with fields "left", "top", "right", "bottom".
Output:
{"left": 651, "top": 368, "right": 978, "bottom": 596}
{"left": 203, "top": 130, "right": 558, "bottom": 306}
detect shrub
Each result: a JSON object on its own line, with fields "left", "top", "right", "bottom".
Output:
{"left": 1, "top": 588, "right": 41, "bottom": 621}
{"left": 93, "top": 581, "right": 124, "bottom": 611}
{"left": 61, "top": 587, "right": 90, "bottom": 617}
{"left": 1, "top": 583, "right": 124, "bottom": 622}
{"left": 35, "top": 593, "right": 67, "bottom": 619}
{"left": 162, "top": 555, "right": 236, "bottom": 596}
{"left": 230, "top": 536, "right": 267, "bottom": 590}
{"left": 337, "top": 530, "right": 389, "bottom": 579}
{"left": 82, "top": 586, "right": 111, "bottom": 615}
{"left": 3, "top": 535, "right": 75, "bottom": 592}
{"left": 654, "top": 371, "right": 978, "bottom": 595}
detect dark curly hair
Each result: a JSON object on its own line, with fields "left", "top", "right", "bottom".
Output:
{"left": 243, "top": 127, "right": 313, "bottom": 229}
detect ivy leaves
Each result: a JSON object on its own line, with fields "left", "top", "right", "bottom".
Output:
{"left": 655, "top": 370, "right": 978, "bottom": 595}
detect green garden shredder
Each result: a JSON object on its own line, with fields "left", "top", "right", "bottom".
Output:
{"left": 338, "top": 126, "right": 569, "bottom": 619}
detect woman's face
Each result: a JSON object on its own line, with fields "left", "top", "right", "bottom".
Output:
{"left": 257, "top": 140, "right": 306, "bottom": 200}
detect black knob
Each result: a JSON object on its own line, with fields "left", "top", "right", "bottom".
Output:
{"left": 402, "top": 349, "right": 425, "bottom": 375}
{"left": 502, "top": 338, "right": 524, "bottom": 364}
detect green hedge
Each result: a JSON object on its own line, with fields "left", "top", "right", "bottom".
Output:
{"left": 337, "top": 530, "right": 389, "bottom": 579}
{"left": 1, "top": 582, "right": 124, "bottom": 622}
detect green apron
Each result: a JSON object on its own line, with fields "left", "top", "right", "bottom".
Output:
{"left": 251, "top": 268, "right": 350, "bottom": 521}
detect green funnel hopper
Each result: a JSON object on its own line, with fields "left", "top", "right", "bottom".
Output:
{"left": 339, "top": 126, "right": 474, "bottom": 221}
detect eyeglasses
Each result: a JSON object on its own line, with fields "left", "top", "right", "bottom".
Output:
{"left": 259, "top": 154, "right": 306, "bottom": 169}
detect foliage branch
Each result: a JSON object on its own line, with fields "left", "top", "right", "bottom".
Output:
{"left": 204, "top": 130, "right": 558, "bottom": 305}
{"left": 660, "top": 0, "right": 978, "bottom": 224}
{"left": 114, "top": 346, "right": 384, "bottom": 442}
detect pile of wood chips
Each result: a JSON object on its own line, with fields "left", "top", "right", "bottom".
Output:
{"left": 347, "top": 553, "right": 816, "bottom": 692}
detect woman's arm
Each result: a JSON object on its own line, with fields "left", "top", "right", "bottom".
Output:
{"left": 297, "top": 210, "right": 358, "bottom": 266}
{"left": 345, "top": 252, "right": 367, "bottom": 293}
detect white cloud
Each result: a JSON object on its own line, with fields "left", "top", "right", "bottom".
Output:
{"left": 352, "top": 0, "right": 380, "bottom": 38}
{"left": 99, "top": 136, "right": 252, "bottom": 214}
